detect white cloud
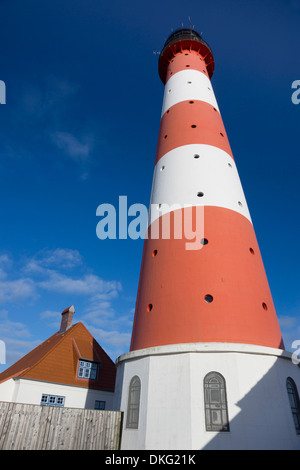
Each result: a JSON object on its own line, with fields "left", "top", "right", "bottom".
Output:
{"left": 0, "top": 318, "right": 32, "bottom": 339}
{"left": 23, "top": 248, "right": 123, "bottom": 333}
{"left": 0, "top": 269, "right": 8, "bottom": 280}
{"left": 25, "top": 248, "right": 83, "bottom": 273}
{"left": 82, "top": 301, "right": 116, "bottom": 321}
{"left": 39, "top": 309, "right": 61, "bottom": 330}
{"left": 0, "top": 248, "right": 132, "bottom": 366}
{"left": 87, "top": 324, "right": 131, "bottom": 351}
{"left": 0, "top": 249, "right": 122, "bottom": 309}
{"left": 17, "top": 77, "right": 94, "bottom": 179}
{"left": 2, "top": 337, "right": 41, "bottom": 365}
{"left": 38, "top": 271, "right": 121, "bottom": 297}
{"left": 51, "top": 131, "right": 93, "bottom": 162}
{"left": 40, "top": 248, "right": 83, "bottom": 268}
{"left": 39, "top": 309, "right": 60, "bottom": 319}
{"left": 0, "top": 278, "right": 36, "bottom": 303}
{"left": 0, "top": 254, "right": 13, "bottom": 280}
{"left": 0, "top": 254, "right": 13, "bottom": 268}
{"left": 278, "top": 315, "right": 298, "bottom": 329}
{"left": 0, "top": 309, "right": 8, "bottom": 319}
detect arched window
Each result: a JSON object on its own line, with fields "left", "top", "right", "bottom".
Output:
{"left": 286, "top": 377, "right": 300, "bottom": 434}
{"left": 204, "top": 371, "right": 229, "bottom": 432}
{"left": 126, "top": 376, "right": 141, "bottom": 429}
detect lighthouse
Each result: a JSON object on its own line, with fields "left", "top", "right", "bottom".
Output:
{"left": 114, "top": 28, "right": 300, "bottom": 450}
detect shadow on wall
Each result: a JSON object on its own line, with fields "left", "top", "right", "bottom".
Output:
{"left": 202, "top": 354, "right": 300, "bottom": 450}
{"left": 82, "top": 338, "right": 117, "bottom": 411}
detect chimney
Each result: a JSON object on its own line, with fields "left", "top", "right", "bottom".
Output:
{"left": 59, "top": 305, "right": 75, "bottom": 333}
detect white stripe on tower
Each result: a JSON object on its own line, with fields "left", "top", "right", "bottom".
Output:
{"left": 161, "top": 69, "right": 220, "bottom": 116}
{"left": 149, "top": 144, "right": 251, "bottom": 226}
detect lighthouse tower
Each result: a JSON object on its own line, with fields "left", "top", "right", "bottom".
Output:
{"left": 114, "top": 28, "right": 300, "bottom": 450}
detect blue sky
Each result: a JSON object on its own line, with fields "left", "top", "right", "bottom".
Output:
{"left": 0, "top": 0, "right": 299, "bottom": 371}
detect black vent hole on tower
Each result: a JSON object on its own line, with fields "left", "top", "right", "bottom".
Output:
{"left": 204, "top": 295, "right": 213, "bottom": 303}
{"left": 200, "top": 238, "right": 208, "bottom": 245}
{"left": 191, "top": 124, "right": 197, "bottom": 128}
{"left": 197, "top": 192, "right": 204, "bottom": 197}
{"left": 220, "top": 132, "right": 224, "bottom": 137}
{"left": 163, "top": 134, "right": 168, "bottom": 140}
{"left": 262, "top": 302, "right": 268, "bottom": 311}
{"left": 194, "top": 154, "right": 200, "bottom": 159}
{"left": 147, "top": 304, "right": 153, "bottom": 312}
{"left": 249, "top": 248, "right": 255, "bottom": 255}
{"left": 189, "top": 101, "right": 194, "bottom": 104}
{"left": 152, "top": 250, "right": 158, "bottom": 258}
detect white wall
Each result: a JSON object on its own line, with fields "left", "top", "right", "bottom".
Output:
{"left": 0, "top": 378, "right": 15, "bottom": 402}
{"left": 114, "top": 356, "right": 150, "bottom": 450}
{"left": 115, "top": 343, "right": 300, "bottom": 450}
{"left": 0, "top": 377, "right": 115, "bottom": 410}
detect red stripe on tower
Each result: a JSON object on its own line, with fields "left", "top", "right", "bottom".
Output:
{"left": 129, "top": 28, "right": 284, "bottom": 352}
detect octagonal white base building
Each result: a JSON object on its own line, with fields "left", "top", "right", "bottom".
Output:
{"left": 114, "top": 343, "right": 300, "bottom": 450}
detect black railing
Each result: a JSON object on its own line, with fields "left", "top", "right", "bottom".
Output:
{"left": 160, "top": 28, "right": 212, "bottom": 58}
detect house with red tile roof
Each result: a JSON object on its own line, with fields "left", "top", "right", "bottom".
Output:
{"left": 0, "top": 306, "right": 116, "bottom": 410}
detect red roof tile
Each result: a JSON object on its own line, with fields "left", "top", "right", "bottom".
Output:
{"left": 0, "top": 322, "right": 116, "bottom": 391}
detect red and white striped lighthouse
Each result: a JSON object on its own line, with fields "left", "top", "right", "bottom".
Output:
{"left": 114, "top": 28, "right": 300, "bottom": 450}
{"left": 130, "top": 28, "right": 283, "bottom": 352}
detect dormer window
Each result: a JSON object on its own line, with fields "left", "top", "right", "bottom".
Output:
{"left": 78, "top": 360, "right": 98, "bottom": 380}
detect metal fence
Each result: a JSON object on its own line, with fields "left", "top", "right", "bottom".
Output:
{"left": 0, "top": 401, "right": 122, "bottom": 450}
